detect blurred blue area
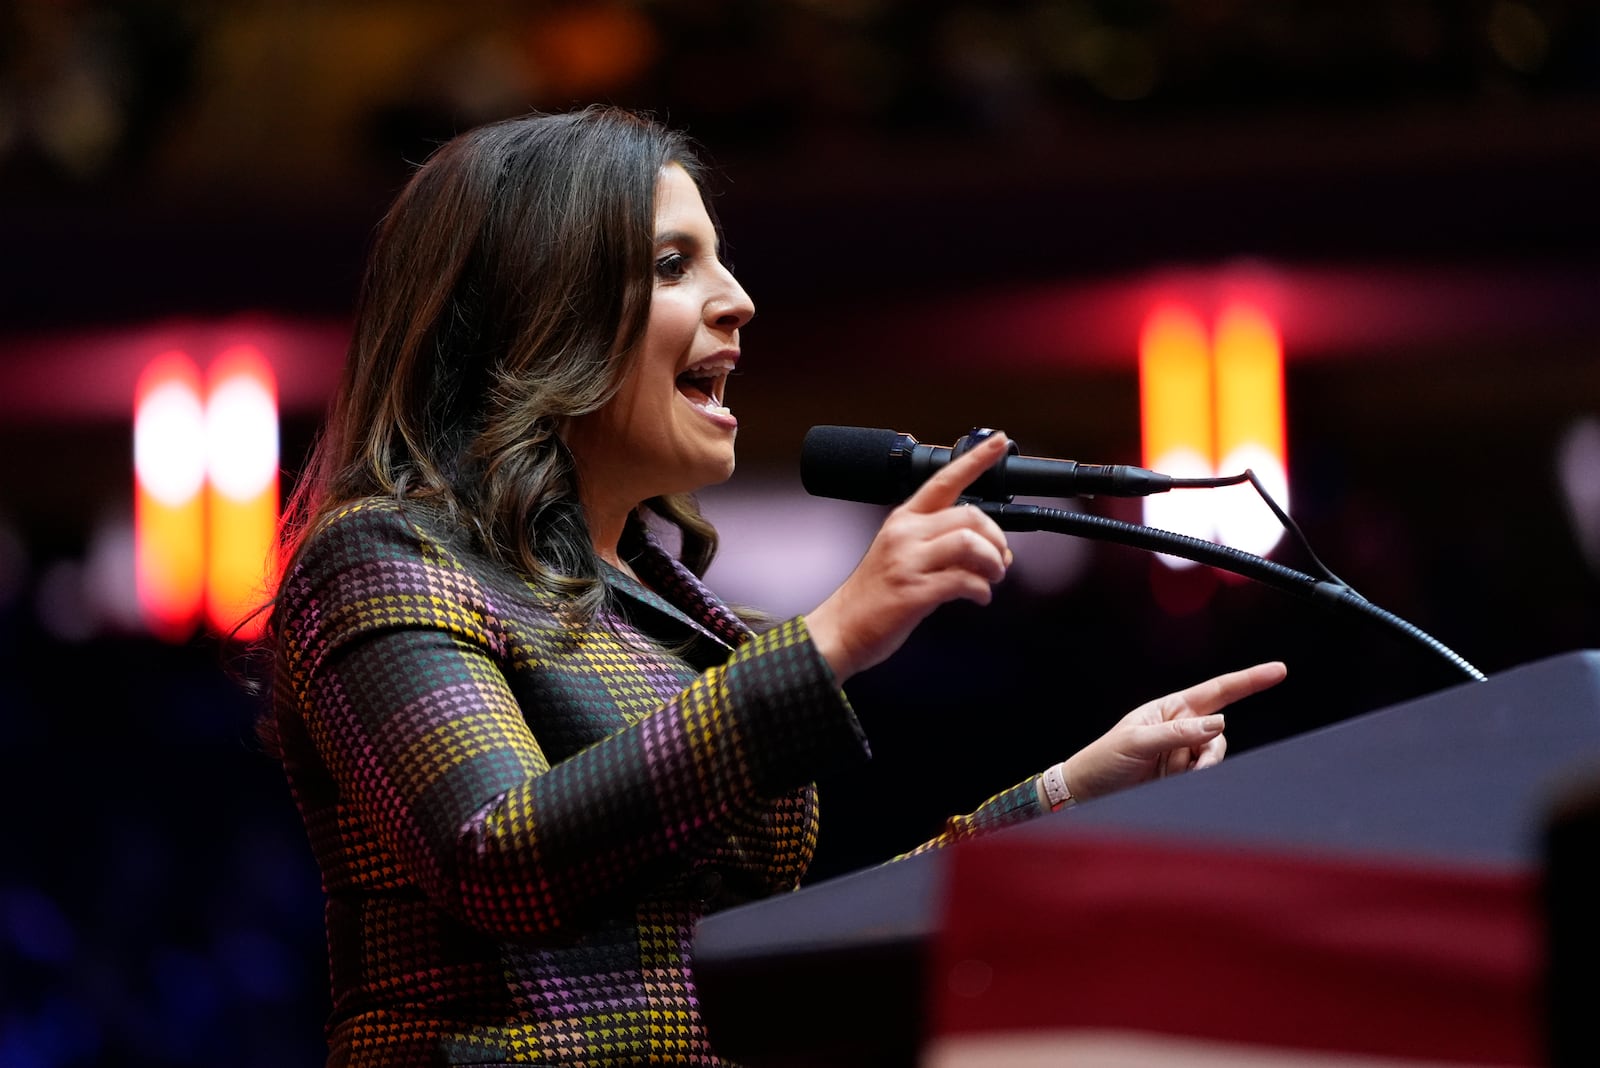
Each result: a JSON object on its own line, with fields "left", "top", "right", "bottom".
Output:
{"left": 0, "top": 619, "right": 327, "bottom": 1067}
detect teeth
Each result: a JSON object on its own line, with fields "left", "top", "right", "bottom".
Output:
{"left": 678, "top": 361, "right": 734, "bottom": 417}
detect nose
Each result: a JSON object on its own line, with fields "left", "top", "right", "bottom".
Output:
{"left": 709, "top": 264, "right": 755, "bottom": 331}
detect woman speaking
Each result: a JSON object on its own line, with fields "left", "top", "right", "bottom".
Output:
{"left": 264, "top": 105, "right": 1284, "bottom": 1066}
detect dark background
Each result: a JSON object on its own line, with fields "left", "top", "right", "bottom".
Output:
{"left": 2, "top": 3, "right": 1598, "bottom": 1064}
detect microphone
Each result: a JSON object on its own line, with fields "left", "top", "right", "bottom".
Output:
{"left": 800, "top": 425, "right": 1174, "bottom": 505}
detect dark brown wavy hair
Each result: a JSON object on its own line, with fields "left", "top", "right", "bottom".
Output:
{"left": 274, "top": 106, "right": 727, "bottom": 626}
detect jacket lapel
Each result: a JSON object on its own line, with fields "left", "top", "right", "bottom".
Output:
{"left": 604, "top": 519, "right": 752, "bottom": 659}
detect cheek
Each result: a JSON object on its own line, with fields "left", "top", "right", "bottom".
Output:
{"left": 644, "top": 291, "right": 701, "bottom": 351}
{"left": 606, "top": 368, "right": 674, "bottom": 454}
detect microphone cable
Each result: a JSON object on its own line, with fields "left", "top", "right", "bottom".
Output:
{"left": 1138, "top": 466, "right": 1353, "bottom": 589}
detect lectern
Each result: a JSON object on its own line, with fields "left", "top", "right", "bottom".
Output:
{"left": 693, "top": 650, "right": 1600, "bottom": 1066}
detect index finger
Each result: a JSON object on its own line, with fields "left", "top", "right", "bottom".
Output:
{"left": 1169, "top": 661, "right": 1287, "bottom": 719}
{"left": 904, "top": 433, "right": 1010, "bottom": 514}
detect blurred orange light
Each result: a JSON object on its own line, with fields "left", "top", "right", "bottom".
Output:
{"left": 1137, "top": 301, "right": 1290, "bottom": 575}
{"left": 1138, "top": 304, "right": 1213, "bottom": 470}
{"left": 1212, "top": 303, "right": 1288, "bottom": 557}
{"left": 134, "top": 351, "right": 205, "bottom": 640}
{"left": 527, "top": 5, "right": 658, "bottom": 96}
{"left": 1139, "top": 304, "right": 1215, "bottom": 563}
{"left": 204, "top": 346, "right": 280, "bottom": 641}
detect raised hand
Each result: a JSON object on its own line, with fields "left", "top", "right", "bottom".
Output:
{"left": 805, "top": 433, "right": 1012, "bottom": 682}
{"left": 1060, "top": 661, "right": 1288, "bottom": 802}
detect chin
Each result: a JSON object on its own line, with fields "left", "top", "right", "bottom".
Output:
{"left": 652, "top": 450, "right": 736, "bottom": 499}
{"left": 689, "top": 444, "right": 737, "bottom": 492}
{"left": 700, "top": 452, "right": 736, "bottom": 489}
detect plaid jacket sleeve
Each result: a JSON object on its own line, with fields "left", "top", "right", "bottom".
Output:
{"left": 275, "top": 501, "right": 871, "bottom": 941}
{"left": 894, "top": 776, "right": 1046, "bottom": 861}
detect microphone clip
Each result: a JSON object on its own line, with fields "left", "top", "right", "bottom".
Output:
{"left": 953, "top": 427, "right": 1020, "bottom": 504}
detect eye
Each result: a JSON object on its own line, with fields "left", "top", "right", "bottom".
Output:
{"left": 654, "top": 252, "right": 689, "bottom": 282}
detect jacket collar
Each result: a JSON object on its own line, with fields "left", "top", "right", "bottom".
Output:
{"left": 601, "top": 516, "right": 752, "bottom": 656}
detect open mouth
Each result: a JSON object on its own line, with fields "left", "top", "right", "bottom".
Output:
{"left": 675, "top": 362, "right": 734, "bottom": 415}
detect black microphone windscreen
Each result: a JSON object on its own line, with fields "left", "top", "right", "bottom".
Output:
{"left": 800, "top": 425, "right": 904, "bottom": 505}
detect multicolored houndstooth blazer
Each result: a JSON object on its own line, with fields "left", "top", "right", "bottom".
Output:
{"left": 272, "top": 498, "right": 1045, "bottom": 1066}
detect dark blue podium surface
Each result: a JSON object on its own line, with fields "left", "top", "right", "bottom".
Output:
{"left": 693, "top": 650, "right": 1600, "bottom": 1066}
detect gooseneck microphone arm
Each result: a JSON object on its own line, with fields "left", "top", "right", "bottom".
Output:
{"left": 800, "top": 424, "right": 1486, "bottom": 684}
{"left": 979, "top": 501, "right": 1486, "bottom": 683}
